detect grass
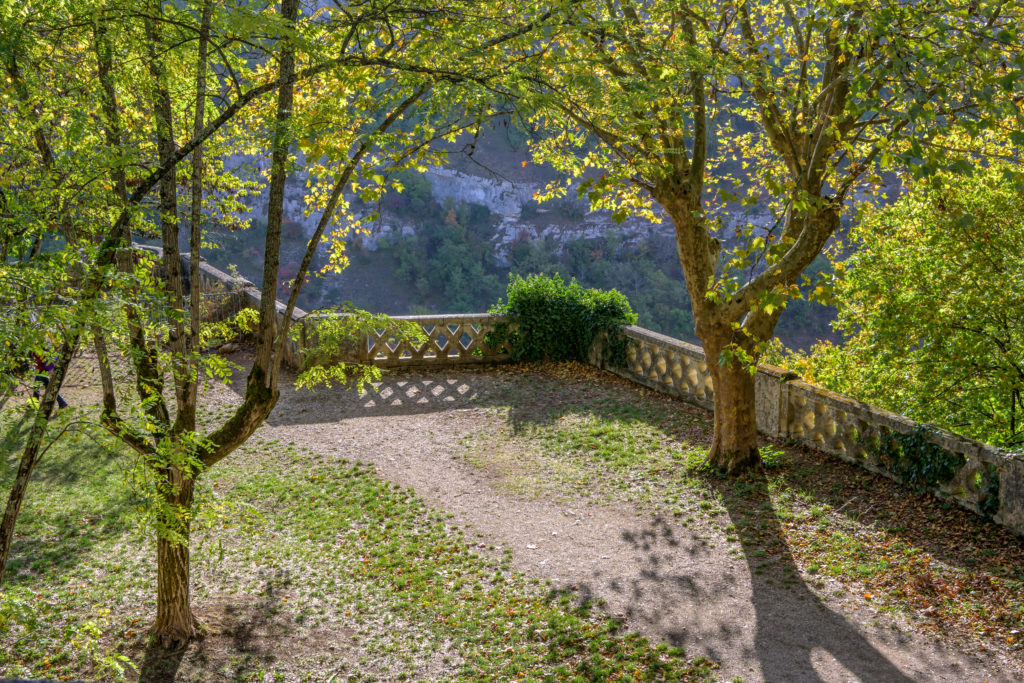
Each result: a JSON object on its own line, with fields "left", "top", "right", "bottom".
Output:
{"left": 464, "top": 362, "right": 1024, "bottom": 661}
{"left": 0, "top": 404, "right": 713, "bottom": 682}
{"left": 4, "top": 359, "right": 1023, "bottom": 679}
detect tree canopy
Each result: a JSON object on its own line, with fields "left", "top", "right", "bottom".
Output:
{"left": 518, "top": 0, "right": 1024, "bottom": 470}
{"left": 1, "top": 0, "right": 554, "bottom": 645}
{"left": 784, "top": 164, "right": 1024, "bottom": 448}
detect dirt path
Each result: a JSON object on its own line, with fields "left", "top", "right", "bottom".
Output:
{"left": 197, "top": 357, "right": 1018, "bottom": 683}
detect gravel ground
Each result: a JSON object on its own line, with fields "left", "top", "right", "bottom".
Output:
{"left": 204, "top": 353, "right": 1017, "bottom": 683}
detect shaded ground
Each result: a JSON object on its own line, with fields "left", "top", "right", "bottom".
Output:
{"left": 229, "top": 356, "right": 1022, "bottom": 683}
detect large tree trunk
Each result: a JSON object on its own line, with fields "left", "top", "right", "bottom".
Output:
{"left": 706, "top": 352, "right": 760, "bottom": 474}
{"left": 143, "top": 4, "right": 199, "bottom": 644}
{"left": 699, "top": 330, "right": 761, "bottom": 473}
{"left": 152, "top": 472, "right": 201, "bottom": 646}
{"left": 182, "top": 0, "right": 212, "bottom": 434}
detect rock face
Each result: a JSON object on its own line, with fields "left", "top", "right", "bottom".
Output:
{"left": 232, "top": 150, "right": 783, "bottom": 270}
{"left": 425, "top": 167, "right": 534, "bottom": 218}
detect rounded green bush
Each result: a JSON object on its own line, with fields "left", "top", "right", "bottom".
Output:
{"left": 489, "top": 273, "right": 636, "bottom": 364}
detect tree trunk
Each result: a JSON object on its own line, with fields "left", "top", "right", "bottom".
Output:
{"left": 182, "top": 0, "right": 211, "bottom": 434}
{"left": 144, "top": 7, "right": 189, "bottom": 418}
{"left": 703, "top": 335, "right": 760, "bottom": 474}
{"left": 253, "top": 0, "right": 299, "bottom": 387}
{"left": 0, "top": 339, "right": 77, "bottom": 582}
{"left": 152, "top": 472, "right": 202, "bottom": 646}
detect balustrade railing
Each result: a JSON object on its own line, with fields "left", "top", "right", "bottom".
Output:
{"left": 141, "top": 243, "right": 1024, "bottom": 537}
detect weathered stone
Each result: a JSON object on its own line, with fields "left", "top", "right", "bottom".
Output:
{"left": 145, "top": 239, "right": 1024, "bottom": 538}
{"left": 994, "top": 455, "right": 1024, "bottom": 536}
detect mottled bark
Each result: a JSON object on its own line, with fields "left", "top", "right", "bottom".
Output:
{"left": 153, "top": 474, "right": 202, "bottom": 646}
{"left": 144, "top": 8, "right": 188, "bottom": 421}
{"left": 182, "top": 0, "right": 212, "bottom": 434}
{"left": 203, "top": 0, "right": 299, "bottom": 468}
{"left": 143, "top": 4, "right": 198, "bottom": 644}
{"left": 253, "top": 0, "right": 299, "bottom": 390}
{"left": 92, "top": 330, "right": 117, "bottom": 415}
{"left": 703, "top": 334, "right": 760, "bottom": 474}
{"left": 91, "top": 21, "right": 132, "bottom": 417}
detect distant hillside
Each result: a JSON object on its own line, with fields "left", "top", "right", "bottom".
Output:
{"left": 197, "top": 121, "right": 840, "bottom": 349}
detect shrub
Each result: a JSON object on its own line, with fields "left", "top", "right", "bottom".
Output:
{"left": 489, "top": 273, "right": 636, "bottom": 364}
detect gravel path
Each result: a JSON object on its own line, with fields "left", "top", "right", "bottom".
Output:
{"left": 201, "top": 356, "right": 1017, "bottom": 683}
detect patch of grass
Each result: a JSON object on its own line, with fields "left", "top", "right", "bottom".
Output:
{"left": 1, "top": 405, "right": 713, "bottom": 681}
{"left": 469, "top": 363, "right": 1024, "bottom": 661}
{"left": 1, "top": 410, "right": 146, "bottom": 681}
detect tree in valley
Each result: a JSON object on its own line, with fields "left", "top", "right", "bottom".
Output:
{"left": 521, "top": 0, "right": 1023, "bottom": 471}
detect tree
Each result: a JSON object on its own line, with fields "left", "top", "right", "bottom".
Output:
{"left": 792, "top": 164, "right": 1024, "bottom": 447}
{"left": 521, "top": 0, "right": 1024, "bottom": 471}
{"left": 1, "top": 0, "right": 554, "bottom": 647}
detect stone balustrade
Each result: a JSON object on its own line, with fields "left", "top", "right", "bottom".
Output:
{"left": 600, "top": 325, "right": 1024, "bottom": 536}
{"left": 299, "top": 312, "right": 514, "bottom": 367}
{"left": 134, "top": 243, "right": 1024, "bottom": 537}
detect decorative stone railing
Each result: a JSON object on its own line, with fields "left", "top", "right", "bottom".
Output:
{"left": 599, "top": 325, "right": 1024, "bottom": 537}
{"left": 136, "top": 244, "right": 1024, "bottom": 537}
{"left": 135, "top": 246, "right": 305, "bottom": 369}
{"left": 300, "top": 313, "right": 515, "bottom": 367}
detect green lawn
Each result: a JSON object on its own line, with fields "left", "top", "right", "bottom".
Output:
{"left": 3, "top": 361, "right": 1023, "bottom": 681}
{"left": 464, "top": 363, "right": 1024, "bottom": 657}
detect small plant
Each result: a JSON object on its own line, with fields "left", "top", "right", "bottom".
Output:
{"left": 488, "top": 273, "right": 637, "bottom": 365}
{"left": 297, "top": 302, "right": 426, "bottom": 391}
{"left": 759, "top": 445, "right": 786, "bottom": 469}
{"left": 979, "top": 463, "right": 1001, "bottom": 518}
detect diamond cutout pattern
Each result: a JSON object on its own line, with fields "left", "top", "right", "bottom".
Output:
{"left": 363, "top": 316, "right": 513, "bottom": 365}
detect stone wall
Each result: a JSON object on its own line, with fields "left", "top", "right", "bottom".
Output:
{"left": 300, "top": 312, "right": 514, "bottom": 368}
{"left": 136, "top": 246, "right": 305, "bottom": 369}
{"left": 137, "top": 245, "right": 1024, "bottom": 537}
{"left": 602, "top": 325, "right": 1024, "bottom": 537}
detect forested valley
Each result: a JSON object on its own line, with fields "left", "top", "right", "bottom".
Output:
{"left": 188, "top": 123, "right": 840, "bottom": 350}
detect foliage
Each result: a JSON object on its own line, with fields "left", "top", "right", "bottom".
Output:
{"left": 296, "top": 303, "right": 427, "bottom": 391}
{"left": 780, "top": 166, "right": 1024, "bottom": 447}
{"left": 0, "top": 0, "right": 560, "bottom": 642}
{"left": 380, "top": 195, "right": 505, "bottom": 312}
{"left": 979, "top": 464, "right": 1002, "bottom": 520}
{"left": 489, "top": 273, "right": 636, "bottom": 365}
{"left": 1, "top": 588, "right": 136, "bottom": 681}
{"left": 874, "top": 427, "right": 966, "bottom": 492}
{"left": 515, "top": 0, "right": 1024, "bottom": 468}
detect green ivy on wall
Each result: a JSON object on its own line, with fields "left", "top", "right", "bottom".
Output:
{"left": 875, "top": 425, "right": 966, "bottom": 491}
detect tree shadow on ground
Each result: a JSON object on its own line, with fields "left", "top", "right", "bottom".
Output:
{"left": 138, "top": 641, "right": 187, "bottom": 683}
{"left": 137, "top": 580, "right": 295, "bottom": 682}
{"left": 712, "top": 469, "right": 922, "bottom": 682}
{"left": 547, "top": 506, "right": 925, "bottom": 681}
{"left": 0, "top": 412, "right": 136, "bottom": 584}
{"left": 255, "top": 362, "right": 1023, "bottom": 577}
{"left": 492, "top": 367, "right": 1024, "bottom": 582}
{"left": 763, "top": 444, "right": 1024, "bottom": 582}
